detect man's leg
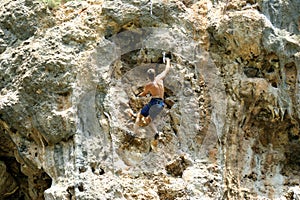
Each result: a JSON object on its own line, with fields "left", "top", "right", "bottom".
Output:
{"left": 148, "top": 104, "right": 164, "bottom": 138}
{"left": 134, "top": 112, "right": 142, "bottom": 135}
{"left": 149, "top": 119, "right": 158, "bottom": 134}
{"left": 149, "top": 118, "right": 160, "bottom": 151}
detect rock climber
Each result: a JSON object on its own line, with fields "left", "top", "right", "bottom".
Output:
{"left": 133, "top": 57, "right": 171, "bottom": 138}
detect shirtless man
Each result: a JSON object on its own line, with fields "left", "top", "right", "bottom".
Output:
{"left": 134, "top": 58, "right": 171, "bottom": 137}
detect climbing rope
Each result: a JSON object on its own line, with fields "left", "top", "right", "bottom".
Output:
{"left": 150, "top": 0, "right": 153, "bottom": 16}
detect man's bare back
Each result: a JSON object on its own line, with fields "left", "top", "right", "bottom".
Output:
{"left": 141, "top": 79, "right": 164, "bottom": 99}
{"left": 138, "top": 58, "right": 170, "bottom": 99}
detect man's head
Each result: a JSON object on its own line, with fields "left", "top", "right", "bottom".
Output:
{"left": 147, "top": 68, "right": 155, "bottom": 81}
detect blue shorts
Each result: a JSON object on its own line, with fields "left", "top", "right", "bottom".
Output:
{"left": 141, "top": 98, "right": 164, "bottom": 119}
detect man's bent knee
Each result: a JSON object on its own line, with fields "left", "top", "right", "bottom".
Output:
{"left": 138, "top": 116, "right": 151, "bottom": 127}
{"left": 145, "top": 117, "right": 152, "bottom": 125}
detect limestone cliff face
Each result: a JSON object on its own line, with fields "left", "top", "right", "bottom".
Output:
{"left": 0, "top": 0, "right": 299, "bottom": 199}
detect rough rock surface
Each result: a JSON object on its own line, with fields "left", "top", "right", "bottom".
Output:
{"left": 0, "top": 0, "right": 299, "bottom": 199}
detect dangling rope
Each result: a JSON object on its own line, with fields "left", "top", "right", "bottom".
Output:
{"left": 103, "top": 112, "right": 115, "bottom": 175}
{"left": 150, "top": 0, "right": 153, "bottom": 16}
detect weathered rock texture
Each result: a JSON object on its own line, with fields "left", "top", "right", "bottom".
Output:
{"left": 0, "top": 0, "right": 299, "bottom": 199}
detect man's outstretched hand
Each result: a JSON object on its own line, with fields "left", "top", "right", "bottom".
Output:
{"left": 165, "top": 58, "right": 171, "bottom": 69}
{"left": 166, "top": 57, "right": 170, "bottom": 63}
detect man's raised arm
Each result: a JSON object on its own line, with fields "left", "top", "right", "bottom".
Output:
{"left": 156, "top": 58, "right": 171, "bottom": 80}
